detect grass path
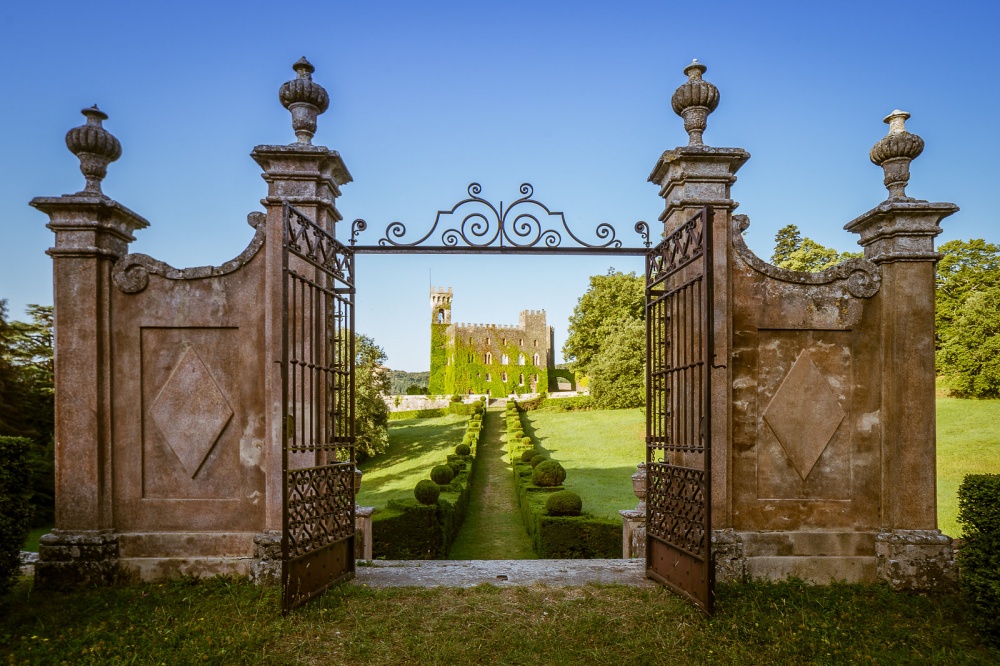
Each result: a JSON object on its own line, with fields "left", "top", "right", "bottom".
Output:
{"left": 448, "top": 407, "right": 537, "bottom": 560}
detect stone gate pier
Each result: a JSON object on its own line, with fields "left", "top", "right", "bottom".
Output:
{"left": 625, "top": 62, "right": 958, "bottom": 591}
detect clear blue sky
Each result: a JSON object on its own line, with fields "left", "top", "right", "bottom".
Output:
{"left": 1, "top": 1, "right": 997, "bottom": 371}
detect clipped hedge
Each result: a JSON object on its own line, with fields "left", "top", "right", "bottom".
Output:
{"left": 388, "top": 407, "right": 449, "bottom": 421}
{"left": 958, "top": 474, "right": 1000, "bottom": 643}
{"left": 0, "top": 437, "right": 33, "bottom": 597}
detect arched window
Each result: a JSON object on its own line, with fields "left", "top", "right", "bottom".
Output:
{"left": 501, "top": 354, "right": 509, "bottom": 365}
{"left": 519, "top": 373, "right": 525, "bottom": 386}
{"left": 485, "top": 352, "right": 492, "bottom": 364}
{"left": 533, "top": 353, "right": 540, "bottom": 366}
{"left": 518, "top": 354, "right": 525, "bottom": 366}
{"left": 533, "top": 373, "right": 539, "bottom": 383}
{"left": 501, "top": 372, "right": 508, "bottom": 382}
{"left": 533, "top": 339, "right": 538, "bottom": 347}
{"left": 486, "top": 373, "right": 491, "bottom": 381}
{"left": 436, "top": 310, "right": 445, "bottom": 323}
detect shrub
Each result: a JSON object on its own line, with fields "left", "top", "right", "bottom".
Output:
{"left": 521, "top": 436, "right": 532, "bottom": 448}
{"left": 520, "top": 449, "right": 537, "bottom": 462}
{"left": 0, "top": 437, "right": 33, "bottom": 597}
{"left": 455, "top": 443, "right": 471, "bottom": 456}
{"left": 512, "top": 429, "right": 524, "bottom": 440}
{"left": 430, "top": 465, "right": 455, "bottom": 485}
{"left": 448, "top": 460, "right": 463, "bottom": 476}
{"left": 958, "top": 474, "right": 1000, "bottom": 643}
{"left": 450, "top": 394, "right": 462, "bottom": 403}
{"left": 414, "top": 479, "right": 440, "bottom": 505}
{"left": 546, "top": 490, "right": 583, "bottom": 516}
{"left": 532, "top": 460, "right": 566, "bottom": 487}
{"left": 530, "top": 454, "right": 548, "bottom": 468}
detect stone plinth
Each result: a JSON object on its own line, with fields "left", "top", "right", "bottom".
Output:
{"left": 619, "top": 509, "right": 646, "bottom": 559}
{"left": 355, "top": 506, "right": 376, "bottom": 561}
{"left": 250, "top": 531, "right": 281, "bottom": 585}
{"left": 34, "top": 530, "right": 120, "bottom": 590}
{"left": 876, "top": 530, "right": 956, "bottom": 592}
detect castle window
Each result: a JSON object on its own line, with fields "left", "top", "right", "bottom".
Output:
{"left": 519, "top": 339, "right": 523, "bottom": 347}
{"left": 486, "top": 373, "right": 491, "bottom": 381}
{"left": 519, "top": 373, "right": 524, "bottom": 386}
{"left": 469, "top": 336, "right": 473, "bottom": 343}
{"left": 518, "top": 354, "right": 525, "bottom": 366}
{"left": 437, "top": 310, "right": 445, "bottom": 324}
{"left": 533, "top": 353, "right": 540, "bottom": 365}
{"left": 485, "top": 352, "right": 492, "bottom": 364}
{"left": 501, "top": 372, "right": 508, "bottom": 382}
{"left": 486, "top": 337, "right": 490, "bottom": 346}
{"left": 501, "top": 354, "right": 509, "bottom": 365}
{"left": 533, "top": 373, "right": 539, "bottom": 383}
{"left": 533, "top": 339, "right": 538, "bottom": 347}
{"left": 502, "top": 338, "right": 507, "bottom": 345}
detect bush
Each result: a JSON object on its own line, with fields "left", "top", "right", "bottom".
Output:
{"left": 448, "top": 460, "right": 463, "bottom": 476}
{"left": 430, "top": 465, "right": 456, "bottom": 485}
{"left": 532, "top": 460, "right": 566, "bottom": 487}
{"left": 545, "top": 490, "right": 583, "bottom": 516}
{"left": 520, "top": 449, "right": 537, "bottom": 463}
{"left": 530, "top": 454, "right": 548, "bottom": 468}
{"left": 521, "top": 436, "right": 532, "bottom": 448}
{"left": 414, "top": 479, "right": 441, "bottom": 505}
{"left": 450, "top": 394, "right": 462, "bottom": 402}
{"left": 958, "top": 474, "right": 1000, "bottom": 643}
{"left": 511, "top": 429, "right": 524, "bottom": 440}
{"left": 537, "top": 395, "right": 594, "bottom": 412}
{"left": 0, "top": 437, "right": 33, "bottom": 597}
{"left": 455, "top": 443, "right": 471, "bottom": 456}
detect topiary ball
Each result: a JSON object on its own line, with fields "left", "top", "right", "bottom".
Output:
{"left": 455, "top": 443, "right": 471, "bottom": 456}
{"left": 520, "top": 449, "right": 537, "bottom": 463}
{"left": 448, "top": 460, "right": 464, "bottom": 475}
{"left": 532, "top": 460, "right": 566, "bottom": 487}
{"left": 414, "top": 479, "right": 440, "bottom": 505}
{"left": 521, "top": 436, "right": 531, "bottom": 447}
{"left": 512, "top": 429, "right": 524, "bottom": 440}
{"left": 530, "top": 454, "right": 548, "bottom": 468}
{"left": 431, "top": 464, "right": 455, "bottom": 485}
{"left": 545, "top": 490, "right": 583, "bottom": 516}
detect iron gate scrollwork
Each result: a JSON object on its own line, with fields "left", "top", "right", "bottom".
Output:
{"left": 281, "top": 202, "right": 356, "bottom": 614}
{"left": 645, "top": 206, "right": 715, "bottom": 614}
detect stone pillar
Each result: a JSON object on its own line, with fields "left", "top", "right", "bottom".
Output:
{"left": 355, "top": 506, "right": 376, "bottom": 560}
{"left": 249, "top": 58, "right": 353, "bottom": 533}
{"left": 648, "top": 61, "right": 749, "bottom": 527}
{"left": 30, "top": 106, "right": 149, "bottom": 588}
{"left": 845, "top": 110, "right": 959, "bottom": 590}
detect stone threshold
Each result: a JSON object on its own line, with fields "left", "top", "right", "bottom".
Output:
{"left": 353, "top": 559, "right": 656, "bottom": 588}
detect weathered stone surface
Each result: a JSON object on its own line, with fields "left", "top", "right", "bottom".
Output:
{"left": 250, "top": 532, "right": 281, "bottom": 585}
{"left": 354, "top": 559, "right": 656, "bottom": 589}
{"left": 876, "top": 530, "right": 957, "bottom": 592}
{"left": 712, "top": 529, "right": 746, "bottom": 583}
{"left": 34, "top": 530, "right": 120, "bottom": 590}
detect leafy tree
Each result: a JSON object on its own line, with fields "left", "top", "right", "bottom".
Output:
{"left": 355, "top": 333, "right": 391, "bottom": 461}
{"left": 563, "top": 269, "right": 645, "bottom": 409}
{"left": 937, "top": 287, "right": 1000, "bottom": 398}
{"left": 404, "top": 384, "right": 426, "bottom": 395}
{"left": 770, "top": 224, "right": 861, "bottom": 272}
{"left": 587, "top": 317, "right": 645, "bottom": 409}
{"left": 936, "top": 239, "right": 1000, "bottom": 343}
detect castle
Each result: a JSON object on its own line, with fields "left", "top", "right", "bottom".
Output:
{"left": 429, "top": 287, "right": 555, "bottom": 396}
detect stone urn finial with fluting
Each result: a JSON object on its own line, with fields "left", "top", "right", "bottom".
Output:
{"left": 64, "top": 105, "right": 122, "bottom": 195}
{"left": 632, "top": 462, "right": 647, "bottom": 512}
{"left": 671, "top": 59, "right": 720, "bottom": 146}
{"left": 279, "top": 57, "right": 330, "bottom": 145}
{"left": 869, "top": 110, "right": 924, "bottom": 201}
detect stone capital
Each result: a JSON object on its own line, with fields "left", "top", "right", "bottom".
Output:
{"left": 250, "top": 143, "right": 352, "bottom": 218}
{"left": 649, "top": 146, "right": 750, "bottom": 228}
{"left": 844, "top": 200, "right": 958, "bottom": 264}
{"left": 31, "top": 194, "right": 149, "bottom": 260}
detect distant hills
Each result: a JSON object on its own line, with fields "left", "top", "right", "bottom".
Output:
{"left": 389, "top": 369, "right": 430, "bottom": 395}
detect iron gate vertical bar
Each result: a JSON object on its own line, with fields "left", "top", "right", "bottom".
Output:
{"left": 645, "top": 206, "right": 714, "bottom": 615}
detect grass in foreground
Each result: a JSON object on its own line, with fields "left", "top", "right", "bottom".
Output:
{"left": 1, "top": 576, "right": 995, "bottom": 664}
{"left": 937, "top": 397, "right": 1000, "bottom": 537}
{"left": 524, "top": 408, "right": 643, "bottom": 520}
{"left": 355, "top": 413, "right": 467, "bottom": 510}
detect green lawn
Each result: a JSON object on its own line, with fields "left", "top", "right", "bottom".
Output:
{"left": 355, "top": 413, "right": 468, "bottom": 510}
{"left": 1, "top": 576, "right": 996, "bottom": 664}
{"left": 937, "top": 397, "right": 1000, "bottom": 537}
{"left": 524, "top": 408, "right": 644, "bottom": 520}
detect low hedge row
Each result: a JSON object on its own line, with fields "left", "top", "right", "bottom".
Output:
{"left": 0, "top": 437, "right": 33, "bottom": 597}
{"left": 372, "top": 401, "right": 486, "bottom": 559}
{"left": 388, "top": 407, "right": 449, "bottom": 421}
{"left": 506, "top": 401, "right": 620, "bottom": 558}
{"left": 958, "top": 474, "right": 1000, "bottom": 644}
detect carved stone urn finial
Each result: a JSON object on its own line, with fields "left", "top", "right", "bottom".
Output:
{"left": 64, "top": 105, "right": 122, "bottom": 195}
{"left": 632, "top": 462, "right": 647, "bottom": 512}
{"left": 279, "top": 57, "right": 330, "bottom": 145}
{"left": 869, "top": 110, "right": 924, "bottom": 201}
{"left": 671, "top": 59, "right": 720, "bottom": 146}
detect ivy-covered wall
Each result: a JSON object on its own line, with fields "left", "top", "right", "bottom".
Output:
{"left": 428, "top": 322, "right": 449, "bottom": 394}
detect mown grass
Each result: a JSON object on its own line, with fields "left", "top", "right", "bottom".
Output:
{"left": 937, "top": 397, "right": 1000, "bottom": 537}
{"left": 523, "top": 408, "right": 644, "bottom": 520}
{"left": 1, "top": 576, "right": 996, "bottom": 664}
{"left": 355, "top": 413, "right": 468, "bottom": 510}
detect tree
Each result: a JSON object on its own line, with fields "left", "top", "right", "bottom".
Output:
{"left": 770, "top": 224, "right": 861, "bottom": 272}
{"left": 937, "top": 286, "right": 1000, "bottom": 398}
{"left": 935, "top": 239, "right": 1000, "bottom": 343}
{"left": 587, "top": 317, "right": 645, "bottom": 409}
{"left": 355, "top": 333, "right": 391, "bottom": 461}
{"left": 563, "top": 269, "right": 645, "bottom": 409}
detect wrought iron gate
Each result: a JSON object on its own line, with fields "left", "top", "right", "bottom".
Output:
{"left": 281, "top": 203, "right": 356, "bottom": 614}
{"left": 645, "top": 207, "right": 715, "bottom": 614}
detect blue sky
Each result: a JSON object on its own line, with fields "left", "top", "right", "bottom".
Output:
{"left": 1, "top": 1, "right": 997, "bottom": 371}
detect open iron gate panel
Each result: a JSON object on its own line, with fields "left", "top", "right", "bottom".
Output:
{"left": 645, "top": 207, "right": 715, "bottom": 614}
{"left": 281, "top": 203, "right": 357, "bottom": 614}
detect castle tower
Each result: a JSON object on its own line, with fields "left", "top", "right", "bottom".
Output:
{"left": 430, "top": 286, "right": 452, "bottom": 324}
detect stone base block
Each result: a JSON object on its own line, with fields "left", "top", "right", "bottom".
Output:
{"left": 251, "top": 531, "right": 281, "bottom": 585}
{"left": 121, "top": 557, "right": 253, "bottom": 580}
{"left": 355, "top": 506, "right": 376, "bottom": 561}
{"left": 876, "top": 530, "right": 956, "bottom": 592}
{"left": 712, "top": 529, "right": 746, "bottom": 582}
{"left": 745, "top": 555, "right": 876, "bottom": 583}
{"left": 619, "top": 509, "right": 645, "bottom": 559}
{"left": 35, "top": 530, "right": 120, "bottom": 590}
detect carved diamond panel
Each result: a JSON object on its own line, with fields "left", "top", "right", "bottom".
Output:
{"left": 150, "top": 346, "right": 234, "bottom": 479}
{"left": 763, "top": 351, "right": 845, "bottom": 481}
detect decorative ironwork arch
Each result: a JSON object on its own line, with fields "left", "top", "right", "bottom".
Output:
{"left": 351, "top": 182, "right": 650, "bottom": 255}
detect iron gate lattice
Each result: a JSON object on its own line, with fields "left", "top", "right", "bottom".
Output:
{"left": 281, "top": 202, "right": 356, "bottom": 614}
{"left": 645, "top": 206, "right": 715, "bottom": 614}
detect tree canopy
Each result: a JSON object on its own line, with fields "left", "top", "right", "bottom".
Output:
{"left": 563, "top": 269, "right": 645, "bottom": 409}
{"left": 355, "top": 333, "right": 391, "bottom": 461}
{"left": 770, "top": 224, "right": 861, "bottom": 272}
